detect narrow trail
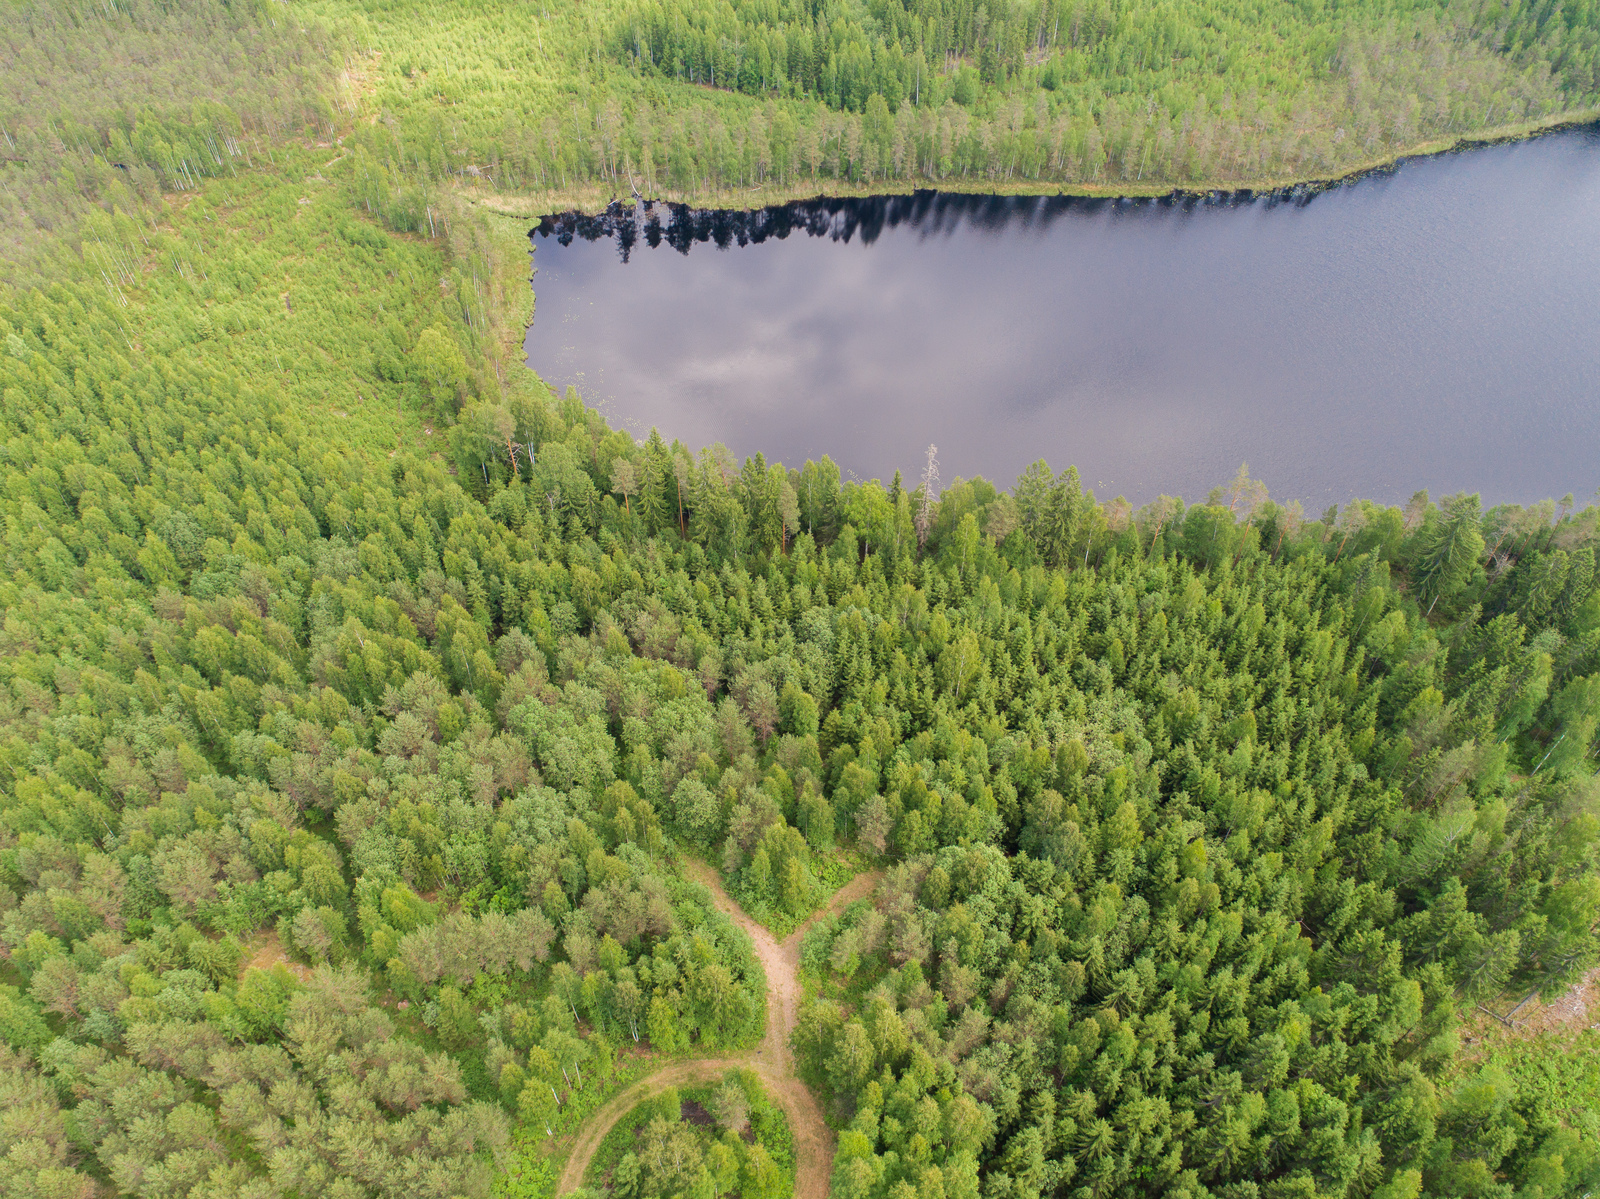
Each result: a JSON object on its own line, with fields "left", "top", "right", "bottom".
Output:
{"left": 552, "top": 865, "right": 882, "bottom": 1199}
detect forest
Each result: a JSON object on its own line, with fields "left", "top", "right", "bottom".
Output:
{"left": 309, "top": 0, "right": 1600, "bottom": 212}
{"left": 1, "top": 0, "right": 1598, "bottom": 1198}
{"left": 11, "top": 0, "right": 1600, "bottom": 252}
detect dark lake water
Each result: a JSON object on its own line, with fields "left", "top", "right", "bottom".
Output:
{"left": 525, "top": 127, "right": 1600, "bottom": 508}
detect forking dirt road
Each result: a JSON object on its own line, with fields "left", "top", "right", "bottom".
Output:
{"left": 551, "top": 863, "right": 881, "bottom": 1199}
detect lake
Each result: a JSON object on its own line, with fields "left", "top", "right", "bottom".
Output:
{"left": 525, "top": 127, "right": 1600, "bottom": 508}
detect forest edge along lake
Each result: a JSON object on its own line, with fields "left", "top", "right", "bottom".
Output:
{"left": 524, "top": 123, "right": 1600, "bottom": 510}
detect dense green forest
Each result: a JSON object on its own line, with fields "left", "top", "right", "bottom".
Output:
{"left": 6, "top": 218, "right": 1600, "bottom": 1193}
{"left": 612, "top": 0, "right": 1600, "bottom": 111}
{"left": 1, "top": 1, "right": 1599, "bottom": 1199}
{"left": 297, "top": 0, "right": 1600, "bottom": 213}
{"left": 7, "top": 0, "right": 1600, "bottom": 246}
{"left": 609, "top": 0, "right": 1600, "bottom": 183}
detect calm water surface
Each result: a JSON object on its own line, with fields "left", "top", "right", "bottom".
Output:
{"left": 526, "top": 128, "right": 1600, "bottom": 506}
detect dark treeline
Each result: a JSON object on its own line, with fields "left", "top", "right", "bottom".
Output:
{"left": 615, "top": 0, "right": 1073, "bottom": 103}
{"left": 485, "top": 0, "right": 1600, "bottom": 198}
{"left": 534, "top": 186, "right": 1318, "bottom": 257}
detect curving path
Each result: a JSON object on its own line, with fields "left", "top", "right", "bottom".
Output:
{"left": 553, "top": 864, "right": 881, "bottom": 1199}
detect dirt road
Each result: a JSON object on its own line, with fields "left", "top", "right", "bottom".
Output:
{"left": 552, "top": 865, "right": 881, "bottom": 1199}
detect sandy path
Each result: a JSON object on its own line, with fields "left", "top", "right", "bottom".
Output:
{"left": 552, "top": 865, "right": 881, "bottom": 1199}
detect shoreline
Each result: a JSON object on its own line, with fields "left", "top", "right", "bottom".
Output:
{"left": 465, "top": 109, "right": 1600, "bottom": 223}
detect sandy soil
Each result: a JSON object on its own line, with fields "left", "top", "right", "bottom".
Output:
{"left": 552, "top": 865, "right": 882, "bottom": 1199}
{"left": 240, "top": 929, "right": 311, "bottom": 982}
{"left": 1514, "top": 966, "right": 1600, "bottom": 1034}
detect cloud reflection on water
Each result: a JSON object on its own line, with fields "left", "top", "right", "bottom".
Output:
{"left": 527, "top": 129, "right": 1600, "bottom": 506}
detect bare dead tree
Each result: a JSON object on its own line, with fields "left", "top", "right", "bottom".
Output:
{"left": 915, "top": 444, "right": 939, "bottom": 548}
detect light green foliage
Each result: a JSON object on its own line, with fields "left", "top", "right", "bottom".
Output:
{"left": 0, "top": 95, "right": 762, "bottom": 1199}
{"left": 415, "top": 324, "right": 471, "bottom": 411}
{"left": 1459, "top": 1025, "right": 1600, "bottom": 1198}
{"left": 0, "top": 1044, "right": 98, "bottom": 1199}
{"left": 774, "top": 484, "right": 1600, "bottom": 1199}
{"left": 1413, "top": 492, "right": 1489, "bottom": 613}
{"left": 1, "top": 0, "right": 343, "bottom": 268}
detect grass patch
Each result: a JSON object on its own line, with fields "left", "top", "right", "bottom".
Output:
{"left": 581, "top": 1084, "right": 718, "bottom": 1190}
{"left": 1461, "top": 1022, "right": 1600, "bottom": 1136}
{"left": 495, "top": 1050, "right": 667, "bottom": 1199}
{"left": 814, "top": 847, "right": 873, "bottom": 895}
{"left": 582, "top": 1072, "right": 794, "bottom": 1199}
